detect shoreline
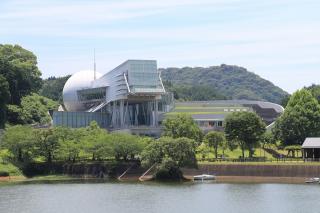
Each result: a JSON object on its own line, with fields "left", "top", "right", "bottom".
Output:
{"left": 0, "top": 175, "right": 310, "bottom": 184}
{"left": 185, "top": 175, "right": 307, "bottom": 184}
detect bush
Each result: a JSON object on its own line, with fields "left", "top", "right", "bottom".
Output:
{"left": 0, "top": 171, "right": 9, "bottom": 177}
{"left": 155, "top": 157, "right": 183, "bottom": 181}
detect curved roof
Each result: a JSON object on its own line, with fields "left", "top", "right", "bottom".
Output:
{"left": 175, "top": 100, "right": 284, "bottom": 113}
{"left": 63, "top": 70, "right": 102, "bottom": 111}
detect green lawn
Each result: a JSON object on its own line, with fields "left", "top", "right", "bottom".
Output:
{"left": 197, "top": 147, "right": 275, "bottom": 160}
{"left": 0, "top": 158, "right": 23, "bottom": 177}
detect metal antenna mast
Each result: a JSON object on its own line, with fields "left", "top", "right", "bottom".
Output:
{"left": 94, "top": 48, "right": 96, "bottom": 80}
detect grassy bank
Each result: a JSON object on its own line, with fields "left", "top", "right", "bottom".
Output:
{"left": 197, "top": 147, "right": 276, "bottom": 160}
{"left": 0, "top": 158, "right": 23, "bottom": 177}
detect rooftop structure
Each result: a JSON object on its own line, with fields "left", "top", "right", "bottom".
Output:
{"left": 302, "top": 138, "right": 320, "bottom": 161}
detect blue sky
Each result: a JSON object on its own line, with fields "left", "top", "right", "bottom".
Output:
{"left": 1, "top": 0, "right": 320, "bottom": 93}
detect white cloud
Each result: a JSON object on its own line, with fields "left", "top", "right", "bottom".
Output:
{"left": 1, "top": 0, "right": 320, "bottom": 93}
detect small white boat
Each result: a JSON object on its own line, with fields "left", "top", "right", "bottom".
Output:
{"left": 305, "top": 177, "right": 320, "bottom": 183}
{"left": 193, "top": 174, "right": 216, "bottom": 181}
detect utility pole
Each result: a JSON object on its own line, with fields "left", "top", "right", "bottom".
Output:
{"left": 94, "top": 48, "right": 96, "bottom": 80}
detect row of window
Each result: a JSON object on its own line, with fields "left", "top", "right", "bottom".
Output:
{"left": 77, "top": 87, "right": 106, "bottom": 101}
{"left": 197, "top": 120, "right": 223, "bottom": 127}
{"left": 223, "top": 108, "right": 248, "bottom": 112}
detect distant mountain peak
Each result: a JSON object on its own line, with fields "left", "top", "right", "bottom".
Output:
{"left": 160, "top": 65, "right": 288, "bottom": 104}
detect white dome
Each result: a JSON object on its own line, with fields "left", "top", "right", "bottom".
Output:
{"left": 63, "top": 70, "right": 102, "bottom": 111}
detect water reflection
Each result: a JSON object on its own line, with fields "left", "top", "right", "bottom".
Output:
{"left": 0, "top": 181, "right": 319, "bottom": 213}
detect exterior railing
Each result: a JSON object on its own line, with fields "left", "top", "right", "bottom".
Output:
{"left": 200, "top": 157, "right": 307, "bottom": 163}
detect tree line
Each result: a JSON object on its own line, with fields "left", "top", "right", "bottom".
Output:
{"left": 1, "top": 88, "right": 320, "bottom": 179}
{"left": 0, "top": 122, "right": 149, "bottom": 164}
{"left": 0, "top": 44, "right": 58, "bottom": 128}
{"left": 0, "top": 121, "right": 198, "bottom": 180}
{"left": 0, "top": 112, "right": 265, "bottom": 179}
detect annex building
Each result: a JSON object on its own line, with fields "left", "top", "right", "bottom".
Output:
{"left": 53, "top": 60, "right": 284, "bottom": 136}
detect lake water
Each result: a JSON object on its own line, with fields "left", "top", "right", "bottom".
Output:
{"left": 0, "top": 181, "right": 319, "bottom": 213}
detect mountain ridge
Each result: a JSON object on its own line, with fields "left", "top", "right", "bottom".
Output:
{"left": 40, "top": 64, "right": 288, "bottom": 104}
{"left": 160, "top": 64, "right": 288, "bottom": 104}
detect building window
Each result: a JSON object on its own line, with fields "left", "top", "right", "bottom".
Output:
{"left": 209, "top": 121, "right": 215, "bottom": 127}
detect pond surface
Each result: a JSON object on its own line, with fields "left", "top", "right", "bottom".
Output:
{"left": 0, "top": 181, "right": 319, "bottom": 213}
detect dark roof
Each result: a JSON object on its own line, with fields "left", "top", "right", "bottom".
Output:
{"left": 302, "top": 138, "right": 320, "bottom": 148}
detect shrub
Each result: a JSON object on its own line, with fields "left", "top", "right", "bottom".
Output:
{"left": 155, "top": 157, "right": 183, "bottom": 181}
{"left": 0, "top": 171, "right": 9, "bottom": 177}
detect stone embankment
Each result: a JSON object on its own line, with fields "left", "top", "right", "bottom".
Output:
{"left": 21, "top": 162, "right": 320, "bottom": 182}
{"left": 182, "top": 164, "right": 320, "bottom": 177}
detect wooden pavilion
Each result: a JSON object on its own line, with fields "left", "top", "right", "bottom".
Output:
{"left": 302, "top": 138, "right": 320, "bottom": 161}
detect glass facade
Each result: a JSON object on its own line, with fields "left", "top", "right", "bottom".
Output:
{"left": 77, "top": 87, "right": 106, "bottom": 102}
{"left": 53, "top": 111, "right": 110, "bottom": 128}
{"left": 128, "top": 61, "right": 162, "bottom": 92}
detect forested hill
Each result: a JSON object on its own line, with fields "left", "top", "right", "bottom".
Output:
{"left": 39, "top": 75, "right": 70, "bottom": 103}
{"left": 40, "top": 65, "right": 288, "bottom": 104}
{"left": 160, "top": 64, "right": 288, "bottom": 104}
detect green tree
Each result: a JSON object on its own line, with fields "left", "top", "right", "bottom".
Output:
{"left": 225, "top": 111, "right": 266, "bottom": 158}
{"left": 163, "top": 82, "right": 227, "bottom": 101}
{"left": 58, "top": 127, "right": 87, "bottom": 162}
{"left": 7, "top": 93, "right": 58, "bottom": 125}
{"left": 280, "top": 94, "right": 291, "bottom": 108}
{"left": 111, "top": 133, "right": 144, "bottom": 161}
{"left": 34, "top": 128, "right": 59, "bottom": 163}
{"left": 260, "top": 132, "right": 275, "bottom": 149}
{"left": 273, "top": 89, "right": 320, "bottom": 146}
{"left": 163, "top": 137, "right": 197, "bottom": 167}
{"left": 163, "top": 114, "right": 203, "bottom": 143}
{"left": 0, "top": 44, "right": 42, "bottom": 105}
{"left": 82, "top": 121, "right": 113, "bottom": 160}
{"left": 39, "top": 75, "right": 70, "bottom": 103}
{"left": 154, "top": 157, "right": 183, "bottom": 180}
{"left": 196, "top": 143, "right": 210, "bottom": 161}
{"left": 204, "top": 131, "right": 225, "bottom": 159}
{"left": 1, "top": 125, "right": 36, "bottom": 162}
{"left": 141, "top": 137, "right": 197, "bottom": 179}
{"left": 0, "top": 75, "right": 10, "bottom": 128}
{"left": 283, "top": 85, "right": 320, "bottom": 107}
{"left": 306, "top": 84, "right": 320, "bottom": 103}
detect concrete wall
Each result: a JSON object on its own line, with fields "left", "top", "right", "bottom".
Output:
{"left": 182, "top": 164, "right": 320, "bottom": 177}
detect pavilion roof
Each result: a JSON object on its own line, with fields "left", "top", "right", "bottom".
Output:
{"left": 302, "top": 138, "right": 320, "bottom": 148}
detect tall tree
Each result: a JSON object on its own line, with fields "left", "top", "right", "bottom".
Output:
{"left": 1, "top": 125, "right": 36, "bottom": 162}
{"left": 34, "top": 128, "right": 59, "bottom": 163}
{"left": 204, "top": 131, "right": 225, "bottom": 159}
{"left": 141, "top": 137, "right": 197, "bottom": 180}
{"left": 0, "top": 44, "right": 42, "bottom": 105}
{"left": 306, "top": 84, "right": 320, "bottom": 103}
{"left": 82, "top": 121, "right": 113, "bottom": 160}
{"left": 58, "top": 127, "right": 87, "bottom": 162}
{"left": 273, "top": 89, "right": 320, "bottom": 146}
{"left": 162, "top": 114, "right": 203, "bottom": 143}
{"left": 0, "top": 75, "right": 10, "bottom": 128}
{"left": 225, "top": 111, "right": 266, "bottom": 158}
{"left": 111, "top": 133, "right": 144, "bottom": 161}
{"left": 7, "top": 93, "right": 58, "bottom": 125}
